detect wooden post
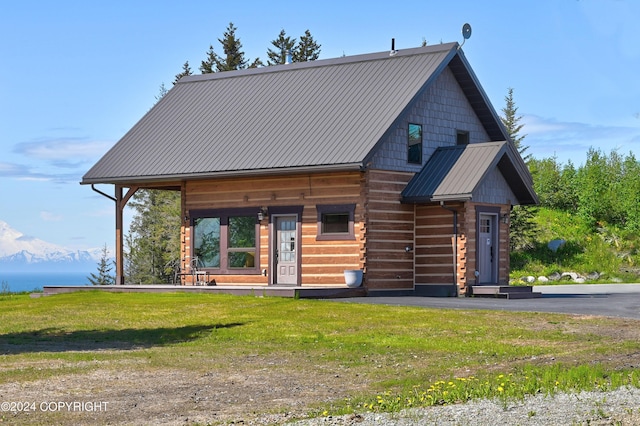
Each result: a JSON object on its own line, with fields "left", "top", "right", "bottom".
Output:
{"left": 114, "top": 185, "right": 139, "bottom": 285}
{"left": 115, "top": 186, "right": 125, "bottom": 285}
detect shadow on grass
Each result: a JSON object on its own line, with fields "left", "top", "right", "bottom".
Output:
{"left": 0, "top": 323, "right": 243, "bottom": 354}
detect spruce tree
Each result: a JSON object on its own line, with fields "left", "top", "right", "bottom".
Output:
{"left": 200, "top": 22, "right": 262, "bottom": 73}
{"left": 88, "top": 244, "right": 115, "bottom": 286}
{"left": 501, "top": 88, "right": 538, "bottom": 251}
{"left": 267, "top": 29, "right": 296, "bottom": 65}
{"left": 293, "top": 30, "right": 321, "bottom": 62}
{"left": 174, "top": 61, "right": 192, "bottom": 84}
{"left": 501, "top": 87, "right": 530, "bottom": 161}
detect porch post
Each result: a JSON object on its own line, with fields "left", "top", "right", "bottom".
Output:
{"left": 115, "top": 185, "right": 125, "bottom": 285}
{"left": 114, "top": 185, "right": 139, "bottom": 285}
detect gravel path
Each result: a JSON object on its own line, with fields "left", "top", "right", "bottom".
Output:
{"left": 289, "top": 387, "right": 640, "bottom": 426}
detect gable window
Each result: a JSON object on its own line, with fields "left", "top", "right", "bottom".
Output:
{"left": 192, "top": 208, "right": 259, "bottom": 273}
{"left": 456, "top": 130, "right": 469, "bottom": 145}
{"left": 408, "top": 123, "right": 422, "bottom": 164}
{"left": 316, "top": 204, "right": 356, "bottom": 240}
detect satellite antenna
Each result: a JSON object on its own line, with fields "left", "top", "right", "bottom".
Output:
{"left": 460, "top": 23, "right": 472, "bottom": 48}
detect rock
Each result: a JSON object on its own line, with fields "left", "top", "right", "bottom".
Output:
{"left": 574, "top": 277, "right": 586, "bottom": 283}
{"left": 586, "top": 272, "right": 600, "bottom": 280}
{"left": 548, "top": 272, "right": 562, "bottom": 281}
{"left": 548, "top": 239, "right": 566, "bottom": 252}
{"left": 522, "top": 276, "right": 535, "bottom": 283}
{"left": 537, "top": 276, "right": 549, "bottom": 283}
{"left": 561, "top": 272, "right": 579, "bottom": 281}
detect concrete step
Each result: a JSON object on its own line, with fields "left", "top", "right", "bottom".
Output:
{"left": 470, "top": 285, "right": 542, "bottom": 299}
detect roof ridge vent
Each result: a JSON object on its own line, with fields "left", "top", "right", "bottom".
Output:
{"left": 389, "top": 38, "right": 397, "bottom": 56}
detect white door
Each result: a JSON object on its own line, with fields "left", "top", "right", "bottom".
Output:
{"left": 478, "top": 213, "right": 497, "bottom": 284}
{"left": 275, "top": 216, "right": 298, "bottom": 285}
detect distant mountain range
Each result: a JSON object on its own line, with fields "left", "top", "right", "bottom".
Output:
{"left": 0, "top": 220, "right": 105, "bottom": 273}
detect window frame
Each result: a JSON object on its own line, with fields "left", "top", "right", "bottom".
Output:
{"left": 456, "top": 130, "right": 470, "bottom": 145}
{"left": 408, "top": 123, "right": 423, "bottom": 164}
{"left": 190, "top": 207, "right": 260, "bottom": 274}
{"left": 316, "top": 204, "right": 356, "bottom": 241}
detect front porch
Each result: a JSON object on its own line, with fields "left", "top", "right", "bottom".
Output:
{"left": 40, "top": 284, "right": 367, "bottom": 299}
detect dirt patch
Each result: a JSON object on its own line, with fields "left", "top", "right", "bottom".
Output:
{"left": 0, "top": 355, "right": 370, "bottom": 425}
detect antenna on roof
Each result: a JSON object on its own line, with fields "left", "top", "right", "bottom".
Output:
{"left": 390, "top": 38, "right": 397, "bottom": 56}
{"left": 459, "top": 23, "right": 472, "bottom": 49}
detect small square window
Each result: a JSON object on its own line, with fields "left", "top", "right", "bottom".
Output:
{"left": 457, "top": 130, "right": 469, "bottom": 145}
{"left": 322, "top": 213, "right": 349, "bottom": 234}
{"left": 408, "top": 123, "right": 422, "bottom": 164}
{"left": 316, "top": 204, "right": 356, "bottom": 240}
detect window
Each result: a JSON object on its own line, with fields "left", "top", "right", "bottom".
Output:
{"left": 408, "top": 123, "right": 422, "bottom": 164}
{"left": 316, "top": 204, "right": 356, "bottom": 240}
{"left": 456, "top": 130, "right": 469, "bottom": 145}
{"left": 192, "top": 208, "right": 259, "bottom": 273}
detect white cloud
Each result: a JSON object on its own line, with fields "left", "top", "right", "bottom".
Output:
{"left": 522, "top": 114, "right": 640, "bottom": 164}
{"left": 13, "top": 138, "right": 113, "bottom": 165}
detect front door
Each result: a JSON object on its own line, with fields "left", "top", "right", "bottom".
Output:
{"left": 478, "top": 213, "right": 497, "bottom": 284}
{"left": 275, "top": 215, "right": 298, "bottom": 285}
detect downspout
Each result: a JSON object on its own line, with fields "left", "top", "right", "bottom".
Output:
{"left": 440, "top": 201, "right": 458, "bottom": 297}
{"left": 91, "top": 184, "right": 116, "bottom": 202}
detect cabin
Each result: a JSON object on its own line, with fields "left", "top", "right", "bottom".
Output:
{"left": 82, "top": 42, "right": 537, "bottom": 297}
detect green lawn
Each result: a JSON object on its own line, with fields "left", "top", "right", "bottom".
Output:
{"left": 1, "top": 291, "right": 639, "bottom": 422}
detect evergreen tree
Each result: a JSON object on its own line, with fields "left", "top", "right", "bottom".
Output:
{"left": 501, "top": 88, "right": 538, "bottom": 251}
{"left": 293, "top": 30, "right": 321, "bottom": 62}
{"left": 126, "top": 189, "right": 181, "bottom": 284}
{"left": 174, "top": 61, "right": 192, "bottom": 84}
{"left": 154, "top": 83, "right": 168, "bottom": 103}
{"left": 501, "top": 87, "right": 530, "bottom": 161}
{"left": 200, "top": 22, "right": 262, "bottom": 73}
{"left": 267, "top": 29, "right": 296, "bottom": 65}
{"left": 88, "top": 244, "right": 115, "bottom": 286}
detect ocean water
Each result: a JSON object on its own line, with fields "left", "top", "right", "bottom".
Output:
{"left": 0, "top": 272, "right": 93, "bottom": 293}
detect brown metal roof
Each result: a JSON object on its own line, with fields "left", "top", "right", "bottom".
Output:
{"left": 83, "top": 43, "right": 466, "bottom": 184}
{"left": 401, "top": 141, "right": 538, "bottom": 205}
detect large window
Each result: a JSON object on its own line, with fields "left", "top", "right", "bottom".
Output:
{"left": 192, "top": 208, "right": 259, "bottom": 273}
{"left": 408, "top": 123, "right": 422, "bottom": 164}
{"left": 316, "top": 204, "right": 356, "bottom": 240}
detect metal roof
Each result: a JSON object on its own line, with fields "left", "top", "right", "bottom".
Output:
{"left": 82, "top": 42, "right": 508, "bottom": 185}
{"left": 401, "top": 141, "right": 538, "bottom": 205}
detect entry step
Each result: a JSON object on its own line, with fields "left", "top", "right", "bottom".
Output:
{"left": 469, "top": 285, "right": 542, "bottom": 299}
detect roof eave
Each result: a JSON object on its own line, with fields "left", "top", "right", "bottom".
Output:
{"left": 80, "top": 162, "right": 365, "bottom": 186}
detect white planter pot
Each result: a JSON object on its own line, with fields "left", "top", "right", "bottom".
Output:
{"left": 344, "top": 270, "right": 363, "bottom": 288}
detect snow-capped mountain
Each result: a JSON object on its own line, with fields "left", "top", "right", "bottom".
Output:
{"left": 0, "top": 220, "right": 105, "bottom": 272}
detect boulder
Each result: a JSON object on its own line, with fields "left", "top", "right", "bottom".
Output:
{"left": 548, "top": 272, "right": 562, "bottom": 281}
{"left": 586, "top": 272, "right": 601, "bottom": 280}
{"left": 548, "top": 239, "right": 566, "bottom": 252}
{"left": 561, "top": 272, "right": 579, "bottom": 281}
{"left": 537, "top": 276, "right": 549, "bottom": 283}
{"left": 522, "top": 276, "right": 536, "bottom": 283}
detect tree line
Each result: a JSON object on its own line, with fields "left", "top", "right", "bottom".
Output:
{"left": 530, "top": 149, "right": 640, "bottom": 232}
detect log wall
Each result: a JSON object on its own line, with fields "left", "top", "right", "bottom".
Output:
{"left": 363, "top": 170, "right": 415, "bottom": 290}
{"left": 181, "top": 171, "right": 365, "bottom": 286}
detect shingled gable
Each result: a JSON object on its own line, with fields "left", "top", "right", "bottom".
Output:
{"left": 401, "top": 141, "right": 538, "bottom": 205}
{"left": 82, "top": 42, "right": 503, "bottom": 185}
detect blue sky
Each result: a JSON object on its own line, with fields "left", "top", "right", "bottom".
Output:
{"left": 1, "top": 0, "right": 638, "bottom": 253}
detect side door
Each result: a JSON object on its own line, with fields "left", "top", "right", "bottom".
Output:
{"left": 477, "top": 213, "right": 497, "bottom": 284}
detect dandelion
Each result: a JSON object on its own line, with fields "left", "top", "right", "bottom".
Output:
{"left": 498, "top": 386, "right": 504, "bottom": 393}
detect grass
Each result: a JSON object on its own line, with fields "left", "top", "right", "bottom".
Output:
{"left": 511, "top": 208, "right": 640, "bottom": 282}
{"left": 1, "top": 291, "right": 640, "bottom": 420}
